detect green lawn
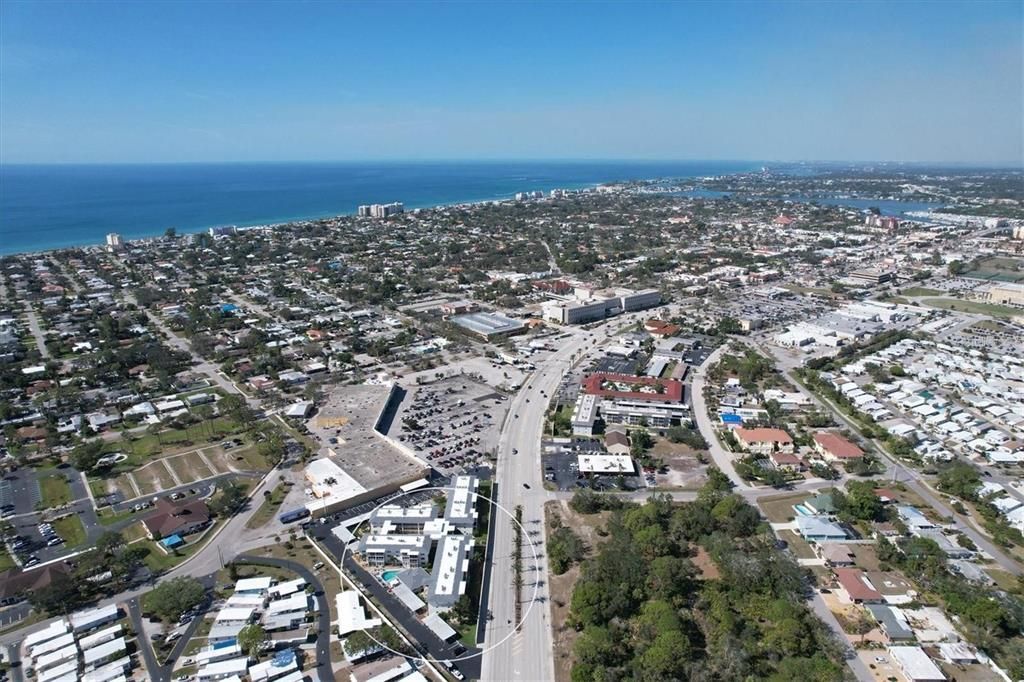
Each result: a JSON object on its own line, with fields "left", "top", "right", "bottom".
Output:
{"left": 88, "top": 478, "right": 109, "bottom": 499}
{"left": 38, "top": 473, "right": 73, "bottom": 508}
{"left": 52, "top": 515, "right": 87, "bottom": 548}
{"left": 900, "top": 286, "right": 942, "bottom": 297}
{"left": 244, "top": 482, "right": 289, "bottom": 529}
{"left": 96, "top": 507, "right": 137, "bottom": 526}
{"left": 0, "top": 548, "right": 15, "bottom": 572}
{"left": 921, "top": 297, "right": 1022, "bottom": 318}
{"left": 224, "top": 445, "right": 272, "bottom": 472}
{"left": 102, "top": 417, "right": 245, "bottom": 474}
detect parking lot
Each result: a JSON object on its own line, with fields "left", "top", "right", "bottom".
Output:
{"left": 391, "top": 377, "right": 508, "bottom": 477}
{"left": 715, "top": 290, "right": 833, "bottom": 331}
{"left": 938, "top": 318, "right": 1024, "bottom": 356}
{"left": 0, "top": 469, "right": 44, "bottom": 516}
{"left": 541, "top": 439, "right": 646, "bottom": 492}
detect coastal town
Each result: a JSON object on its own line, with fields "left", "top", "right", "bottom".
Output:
{"left": 1, "top": 165, "right": 1023, "bottom": 682}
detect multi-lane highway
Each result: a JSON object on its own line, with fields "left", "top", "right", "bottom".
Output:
{"left": 480, "top": 329, "right": 594, "bottom": 682}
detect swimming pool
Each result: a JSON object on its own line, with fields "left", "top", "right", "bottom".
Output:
{"left": 381, "top": 570, "right": 401, "bottom": 582}
{"left": 793, "top": 504, "right": 814, "bottom": 516}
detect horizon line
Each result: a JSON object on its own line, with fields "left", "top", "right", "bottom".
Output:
{"left": 2, "top": 158, "right": 1022, "bottom": 169}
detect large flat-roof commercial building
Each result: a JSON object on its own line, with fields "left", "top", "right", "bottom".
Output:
{"left": 451, "top": 311, "right": 527, "bottom": 340}
{"left": 542, "top": 288, "right": 661, "bottom": 325}
{"left": 577, "top": 454, "right": 635, "bottom": 475}
{"left": 847, "top": 268, "right": 895, "bottom": 286}
{"left": 304, "top": 384, "right": 427, "bottom": 516}
{"left": 984, "top": 282, "right": 1024, "bottom": 307}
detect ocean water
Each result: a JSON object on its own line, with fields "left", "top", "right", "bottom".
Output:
{"left": 0, "top": 160, "right": 757, "bottom": 255}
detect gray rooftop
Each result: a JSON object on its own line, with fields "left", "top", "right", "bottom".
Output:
{"left": 866, "top": 605, "right": 914, "bottom": 641}
{"left": 451, "top": 312, "right": 525, "bottom": 337}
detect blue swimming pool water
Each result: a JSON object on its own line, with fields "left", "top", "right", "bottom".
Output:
{"left": 794, "top": 504, "right": 814, "bottom": 516}
{"left": 381, "top": 570, "right": 401, "bottom": 582}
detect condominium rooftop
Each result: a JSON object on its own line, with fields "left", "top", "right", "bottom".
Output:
{"left": 428, "top": 534, "right": 472, "bottom": 609}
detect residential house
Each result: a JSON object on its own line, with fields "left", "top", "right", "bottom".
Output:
{"left": 604, "top": 429, "right": 631, "bottom": 456}
{"left": 142, "top": 498, "right": 211, "bottom": 540}
{"left": 733, "top": 427, "right": 794, "bottom": 455}
{"left": 834, "top": 568, "right": 883, "bottom": 604}
{"left": 813, "top": 432, "right": 864, "bottom": 463}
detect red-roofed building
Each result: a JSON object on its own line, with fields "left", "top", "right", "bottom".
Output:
{"left": 533, "top": 279, "right": 572, "bottom": 295}
{"left": 580, "top": 373, "right": 684, "bottom": 404}
{"left": 774, "top": 215, "right": 795, "bottom": 226}
{"left": 770, "top": 450, "right": 805, "bottom": 471}
{"left": 734, "top": 427, "right": 794, "bottom": 455}
{"left": 834, "top": 568, "right": 883, "bottom": 604}
{"left": 814, "top": 432, "right": 864, "bottom": 462}
{"left": 644, "top": 319, "right": 680, "bottom": 339}
{"left": 874, "top": 488, "right": 899, "bottom": 504}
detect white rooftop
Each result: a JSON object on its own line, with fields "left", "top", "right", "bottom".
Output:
{"left": 336, "top": 591, "right": 381, "bottom": 635}
{"left": 264, "top": 593, "right": 310, "bottom": 615}
{"left": 889, "top": 645, "right": 946, "bottom": 681}
{"left": 248, "top": 656, "right": 298, "bottom": 681}
{"left": 35, "top": 644, "right": 79, "bottom": 671}
{"left": 69, "top": 603, "right": 119, "bottom": 632}
{"left": 577, "top": 454, "right": 634, "bottom": 474}
{"left": 37, "top": 661, "right": 78, "bottom": 682}
{"left": 78, "top": 623, "right": 123, "bottom": 651}
{"left": 25, "top": 620, "right": 70, "bottom": 650}
{"left": 197, "top": 656, "right": 249, "bottom": 680}
{"left": 216, "top": 606, "right": 256, "bottom": 622}
{"left": 268, "top": 578, "right": 307, "bottom": 598}
{"left": 234, "top": 576, "right": 274, "bottom": 592}
{"left": 29, "top": 632, "right": 75, "bottom": 659}
{"left": 83, "top": 637, "right": 127, "bottom": 666}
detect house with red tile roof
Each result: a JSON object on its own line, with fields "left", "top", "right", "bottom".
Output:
{"left": 770, "top": 450, "right": 804, "bottom": 471}
{"left": 834, "top": 567, "right": 883, "bottom": 604}
{"left": 733, "top": 427, "right": 794, "bottom": 455}
{"left": 813, "top": 432, "right": 864, "bottom": 462}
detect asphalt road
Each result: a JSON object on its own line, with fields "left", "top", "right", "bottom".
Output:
{"left": 480, "top": 322, "right": 608, "bottom": 682}
{"left": 127, "top": 596, "right": 164, "bottom": 681}
{"left": 23, "top": 306, "right": 50, "bottom": 359}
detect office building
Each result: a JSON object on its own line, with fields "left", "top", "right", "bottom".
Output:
{"left": 847, "top": 268, "right": 895, "bottom": 286}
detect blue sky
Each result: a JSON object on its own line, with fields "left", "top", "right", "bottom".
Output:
{"left": 1, "top": 1, "right": 1021, "bottom": 165}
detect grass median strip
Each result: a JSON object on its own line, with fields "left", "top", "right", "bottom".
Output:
{"left": 245, "top": 482, "right": 289, "bottom": 529}
{"left": 39, "top": 473, "right": 73, "bottom": 508}
{"left": 52, "top": 514, "right": 87, "bottom": 548}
